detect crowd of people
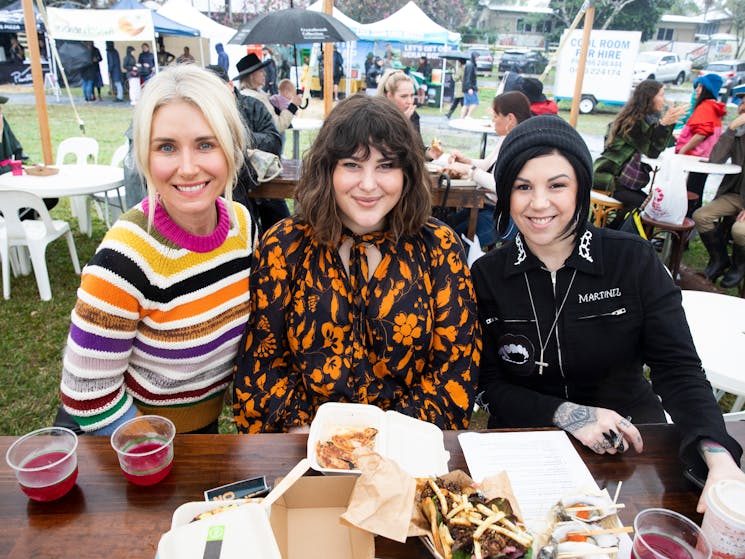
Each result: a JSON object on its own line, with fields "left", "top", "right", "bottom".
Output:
{"left": 15, "top": 51, "right": 738, "bottom": 513}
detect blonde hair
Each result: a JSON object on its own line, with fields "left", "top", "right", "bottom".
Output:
{"left": 376, "top": 69, "right": 416, "bottom": 97}
{"left": 132, "top": 64, "right": 247, "bottom": 227}
{"left": 278, "top": 78, "right": 294, "bottom": 96}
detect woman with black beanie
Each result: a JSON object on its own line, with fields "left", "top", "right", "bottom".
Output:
{"left": 471, "top": 115, "right": 744, "bottom": 514}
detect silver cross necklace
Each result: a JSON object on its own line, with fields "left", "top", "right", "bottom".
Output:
{"left": 523, "top": 269, "right": 578, "bottom": 375}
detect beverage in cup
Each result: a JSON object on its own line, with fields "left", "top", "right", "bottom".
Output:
{"left": 632, "top": 508, "right": 712, "bottom": 559}
{"left": 5, "top": 427, "right": 79, "bottom": 502}
{"left": 9, "top": 160, "right": 22, "bottom": 176}
{"left": 700, "top": 480, "right": 745, "bottom": 559}
{"left": 110, "top": 415, "right": 175, "bottom": 486}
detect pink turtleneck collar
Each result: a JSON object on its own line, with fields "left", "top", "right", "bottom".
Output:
{"left": 141, "top": 197, "right": 230, "bottom": 253}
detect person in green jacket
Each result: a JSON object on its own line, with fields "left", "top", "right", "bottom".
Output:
{"left": 593, "top": 80, "right": 688, "bottom": 227}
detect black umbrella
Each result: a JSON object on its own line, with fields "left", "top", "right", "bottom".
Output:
{"left": 439, "top": 51, "right": 469, "bottom": 61}
{"left": 229, "top": 8, "right": 358, "bottom": 106}
{"left": 228, "top": 8, "right": 358, "bottom": 45}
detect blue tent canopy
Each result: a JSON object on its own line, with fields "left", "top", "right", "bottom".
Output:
{"left": 111, "top": 0, "right": 200, "bottom": 37}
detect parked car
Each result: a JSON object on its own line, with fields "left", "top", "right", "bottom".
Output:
{"left": 632, "top": 51, "right": 691, "bottom": 85}
{"left": 469, "top": 48, "right": 494, "bottom": 73}
{"left": 697, "top": 59, "right": 745, "bottom": 100}
{"left": 497, "top": 49, "right": 549, "bottom": 75}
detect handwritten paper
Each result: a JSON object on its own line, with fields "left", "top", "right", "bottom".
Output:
{"left": 458, "top": 431, "right": 599, "bottom": 523}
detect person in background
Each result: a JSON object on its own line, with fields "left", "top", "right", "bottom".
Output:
{"left": 461, "top": 52, "right": 478, "bottom": 118}
{"left": 269, "top": 78, "right": 296, "bottom": 113}
{"left": 235, "top": 52, "right": 300, "bottom": 230}
{"left": 9, "top": 36, "right": 24, "bottom": 63}
{"left": 138, "top": 43, "right": 155, "bottom": 82}
{"left": 472, "top": 115, "right": 744, "bottom": 513}
{"left": 516, "top": 77, "right": 558, "bottom": 116}
{"left": 106, "top": 41, "right": 124, "bottom": 102}
{"left": 262, "top": 46, "right": 278, "bottom": 95}
{"left": 445, "top": 60, "right": 464, "bottom": 119}
{"left": 215, "top": 42, "right": 229, "bottom": 74}
{"left": 444, "top": 91, "right": 532, "bottom": 247}
{"left": 58, "top": 65, "right": 255, "bottom": 436}
{"left": 415, "top": 55, "right": 432, "bottom": 106}
{"left": 233, "top": 94, "right": 481, "bottom": 433}
{"left": 157, "top": 43, "right": 175, "bottom": 67}
{"left": 123, "top": 45, "right": 141, "bottom": 106}
{"left": 676, "top": 73, "right": 726, "bottom": 218}
{"left": 91, "top": 42, "right": 104, "bottom": 101}
{"left": 593, "top": 79, "right": 688, "bottom": 226}
{"left": 384, "top": 43, "right": 394, "bottom": 67}
{"left": 364, "top": 51, "right": 375, "bottom": 77}
{"left": 365, "top": 56, "right": 385, "bottom": 95}
{"left": 332, "top": 45, "right": 344, "bottom": 102}
{"left": 278, "top": 56, "right": 291, "bottom": 80}
{"left": 693, "top": 92, "right": 745, "bottom": 287}
{"left": 176, "top": 46, "right": 195, "bottom": 64}
{"left": 377, "top": 69, "right": 441, "bottom": 160}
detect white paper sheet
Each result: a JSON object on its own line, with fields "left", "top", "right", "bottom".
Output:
{"left": 458, "top": 431, "right": 632, "bottom": 558}
{"left": 459, "top": 431, "right": 599, "bottom": 522}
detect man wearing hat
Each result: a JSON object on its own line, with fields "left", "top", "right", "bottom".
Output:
{"left": 234, "top": 52, "right": 301, "bottom": 135}
{"left": 517, "top": 77, "right": 558, "bottom": 116}
{"left": 693, "top": 88, "right": 745, "bottom": 288}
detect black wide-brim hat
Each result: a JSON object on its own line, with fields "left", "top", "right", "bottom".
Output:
{"left": 233, "top": 52, "right": 271, "bottom": 81}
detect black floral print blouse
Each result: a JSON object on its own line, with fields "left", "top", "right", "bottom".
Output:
{"left": 233, "top": 216, "right": 481, "bottom": 433}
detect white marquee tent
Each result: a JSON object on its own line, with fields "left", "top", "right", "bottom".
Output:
{"left": 156, "top": 0, "right": 246, "bottom": 73}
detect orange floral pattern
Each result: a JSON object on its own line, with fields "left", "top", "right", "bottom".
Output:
{"left": 233, "top": 217, "right": 481, "bottom": 433}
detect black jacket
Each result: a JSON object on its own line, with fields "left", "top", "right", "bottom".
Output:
{"left": 471, "top": 224, "right": 742, "bottom": 477}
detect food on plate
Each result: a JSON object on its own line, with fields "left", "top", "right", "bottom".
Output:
{"left": 431, "top": 138, "right": 443, "bottom": 152}
{"left": 554, "top": 494, "right": 618, "bottom": 523}
{"left": 417, "top": 476, "right": 533, "bottom": 559}
{"left": 315, "top": 426, "right": 378, "bottom": 470}
{"left": 191, "top": 502, "right": 242, "bottom": 522}
{"left": 537, "top": 541, "right": 616, "bottom": 559}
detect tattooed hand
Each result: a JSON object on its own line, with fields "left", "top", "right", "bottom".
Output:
{"left": 553, "top": 402, "right": 643, "bottom": 455}
{"left": 697, "top": 439, "right": 745, "bottom": 513}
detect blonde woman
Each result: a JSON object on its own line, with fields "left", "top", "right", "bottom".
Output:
{"left": 59, "top": 65, "right": 255, "bottom": 435}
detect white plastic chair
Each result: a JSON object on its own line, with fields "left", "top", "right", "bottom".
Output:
{"left": 92, "top": 142, "right": 129, "bottom": 226}
{"left": 723, "top": 410, "right": 745, "bottom": 422}
{"left": 0, "top": 190, "right": 81, "bottom": 301}
{"left": 55, "top": 137, "right": 99, "bottom": 236}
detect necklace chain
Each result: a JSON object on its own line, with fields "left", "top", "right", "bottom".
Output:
{"left": 524, "top": 269, "right": 578, "bottom": 375}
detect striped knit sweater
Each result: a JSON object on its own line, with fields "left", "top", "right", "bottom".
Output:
{"left": 60, "top": 197, "right": 253, "bottom": 434}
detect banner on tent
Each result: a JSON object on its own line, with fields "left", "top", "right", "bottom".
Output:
{"left": 47, "top": 7, "right": 155, "bottom": 41}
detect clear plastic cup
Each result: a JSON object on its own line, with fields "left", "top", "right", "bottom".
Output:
{"left": 110, "top": 415, "right": 175, "bottom": 486}
{"left": 5, "top": 427, "right": 79, "bottom": 502}
{"left": 632, "top": 508, "right": 712, "bottom": 559}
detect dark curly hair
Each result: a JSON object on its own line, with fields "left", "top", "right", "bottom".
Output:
{"left": 295, "top": 93, "right": 431, "bottom": 245}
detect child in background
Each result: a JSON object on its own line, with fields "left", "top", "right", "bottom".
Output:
{"left": 269, "top": 78, "right": 296, "bottom": 114}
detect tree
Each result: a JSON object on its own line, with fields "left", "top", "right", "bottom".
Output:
{"left": 716, "top": 0, "right": 745, "bottom": 58}
{"left": 548, "top": 0, "right": 674, "bottom": 42}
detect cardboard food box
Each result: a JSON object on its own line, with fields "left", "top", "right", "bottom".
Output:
{"left": 157, "top": 501, "right": 281, "bottom": 559}
{"left": 308, "top": 402, "right": 450, "bottom": 477}
{"left": 268, "top": 475, "right": 374, "bottom": 559}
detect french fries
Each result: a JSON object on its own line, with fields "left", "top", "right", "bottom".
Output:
{"left": 417, "top": 477, "right": 533, "bottom": 559}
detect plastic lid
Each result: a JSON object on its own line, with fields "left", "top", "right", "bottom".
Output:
{"left": 706, "top": 480, "right": 745, "bottom": 528}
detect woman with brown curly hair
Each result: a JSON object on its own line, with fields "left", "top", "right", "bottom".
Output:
{"left": 233, "top": 94, "right": 481, "bottom": 433}
{"left": 593, "top": 79, "right": 688, "bottom": 226}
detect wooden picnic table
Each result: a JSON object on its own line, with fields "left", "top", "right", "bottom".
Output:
{"left": 248, "top": 159, "right": 485, "bottom": 240}
{"left": 1, "top": 423, "right": 743, "bottom": 558}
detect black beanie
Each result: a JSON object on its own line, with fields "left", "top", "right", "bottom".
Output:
{"left": 492, "top": 115, "right": 593, "bottom": 189}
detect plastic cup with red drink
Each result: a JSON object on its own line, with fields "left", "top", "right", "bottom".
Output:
{"left": 110, "top": 415, "right": 175, "bottom": 486}
{"left": 632, "top": 508, "right": 712, "bottom": 559}
{"left": 5, "top": 426, "right": 79, "bottom": 502}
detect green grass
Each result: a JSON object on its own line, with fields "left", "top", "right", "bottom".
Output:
{"left": 0, "top": 87, "right": 739, "bottom": 436}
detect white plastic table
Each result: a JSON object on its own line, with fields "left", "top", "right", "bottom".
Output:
{"left": 681, "top": 290, "right": 745, "bottom": 412}
{"left": 290, "top": 118, "right": 323, "bottom": 160}
{"left": 447, "top": 118, "right": 496, "bottom": 159}
{"left": 0, "top": 164, "right": 125, "bottom": 235}
{"left": 642, "top": 150, "right": 741, "bottom": 190}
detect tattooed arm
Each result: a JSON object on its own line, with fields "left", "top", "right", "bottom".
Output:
{"left": 553, "top": 402, "right": 644, "bottom": 455}
{"left": 696, "top": 440, "right": 745, "bottom": 513}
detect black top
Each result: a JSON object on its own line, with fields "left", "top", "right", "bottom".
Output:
{"left": 471, "top": 224, "right": 742, "bottom": 478}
